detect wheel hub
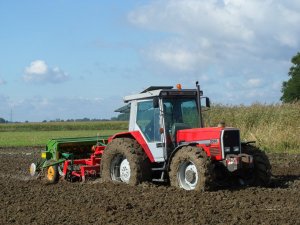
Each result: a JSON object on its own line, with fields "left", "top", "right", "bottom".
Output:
{"left": 185, "top": 169, "right": 196, "bottom": 183}
{"left": 47, "top": 166, "right": 55, "bottom": 181}
{"left": 119, "top": 159, "right": 130, "bottom": 183}
{"left": 178, "top": 161, "right": 199, "bottom": 190}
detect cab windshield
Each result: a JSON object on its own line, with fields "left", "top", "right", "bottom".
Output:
{"left": 162, "top": 97, "right": 200, "bottom": 131}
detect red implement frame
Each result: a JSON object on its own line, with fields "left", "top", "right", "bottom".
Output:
{"left": 62, "top": 145, "right": 105, "bottom": 182}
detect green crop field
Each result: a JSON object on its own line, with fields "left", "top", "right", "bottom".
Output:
{"left": 0, "top": 130, "right": 126, "bottom": 147}
{"left": 203, "top": 103, "right": 300, "bottom": 153}
{"left": 0, "top": 103, "right": 299, "bottom": 153}
{"left": 0, "top": 121, "right": 128, "bottom": 132}
{"left": 0, "top": 121, "right": 127, "bottom": 147}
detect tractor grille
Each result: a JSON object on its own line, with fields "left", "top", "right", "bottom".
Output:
{"left": 222, "top": 130, "right": 241, "bottom": 157}
{"left": 210, "top": 148, "right": 220, "bottom": 156}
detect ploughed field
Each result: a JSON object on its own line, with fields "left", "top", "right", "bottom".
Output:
{"left": 0, "top": 147, "right": 299, "bottom": 225}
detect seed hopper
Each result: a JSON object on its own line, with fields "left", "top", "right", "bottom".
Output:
{"left": 30, "top": 136, "right": 109, "bottom": 183}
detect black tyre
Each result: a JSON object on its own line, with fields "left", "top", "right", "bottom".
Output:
{"left": 44, "top": 161, "right": 59, "bottom": 184}
{"left": 242, "top": 144, "right": 271, "bottom": 186}
{"left": 169, "top": 146, "right": 213, "bottom": 191}
{"left": 100, "top": 138, "right": 151, "bottom": 185}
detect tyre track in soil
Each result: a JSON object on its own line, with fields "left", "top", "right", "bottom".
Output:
{"left": 0, "top": 147, "right": 299, "bottom": 225}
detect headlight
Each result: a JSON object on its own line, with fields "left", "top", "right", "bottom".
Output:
{"left": 224, "top": 147, "right": 230, "bottom": 153}
{"left": 233, "top": 146, "right": 240, "bottom": 152}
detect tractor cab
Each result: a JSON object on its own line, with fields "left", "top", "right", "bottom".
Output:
{"left": 117, "top": 84, "right": 210, "bottom": 163}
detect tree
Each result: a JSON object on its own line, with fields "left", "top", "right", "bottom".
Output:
{"left": 281, "top": 52, "right": 300, "bottom": 103}
{"left": 0, "top": 118, "right": 6, "bottom": 123}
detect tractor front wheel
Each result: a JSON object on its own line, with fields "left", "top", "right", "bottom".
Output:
{"left": 100, "top": 138, "right": 151, "bottom": 185}
{"left": 169, "top": 146, "right": 213, "bottom": 191}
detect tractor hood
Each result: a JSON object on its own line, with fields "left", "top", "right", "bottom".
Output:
{"left": 176, "top": 127, "right": 224, "bottom": 145}
{"left": 176, "top": 127, "right": 241, "bottom": 160}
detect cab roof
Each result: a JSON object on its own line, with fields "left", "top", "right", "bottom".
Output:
{"left": 123, "top": 86, "right": 199, "bottom": 103}
{"left": 140, "top": 86, "right": 173, "bottom": 93}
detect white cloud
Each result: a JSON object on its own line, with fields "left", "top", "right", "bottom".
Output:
{"left": 127, "top": 0, "right": 299, "bottom": 104}
{"left": 246, "top": 78, "right": 262, "bottom": 88}
{"left": 276, "top": 33, "right": 298, "bottom": 48}
{"left": 150, "top": 48, "right": 197, "bottom": 71}
{"left": 25, "top": 60, "right": 47, "bottom": 74}
{"left": 129, "top": 0, "right": 300, "bottom": 68}
{"left": 23, "top": 60, "right": 70, "bottom": 84}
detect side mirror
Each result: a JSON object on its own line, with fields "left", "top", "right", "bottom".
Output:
{"left": 206, "top": 97, "right": 210, "bottom": 108}
{"left": 153, "top": 97, "right": 159, "bottom": 108}
{"left": 201, "top": 97, "right": 210, "bottom": 108}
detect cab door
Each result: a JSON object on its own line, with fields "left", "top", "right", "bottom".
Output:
{"left": 133, "top": 99, "right": 165, "bottom": 162}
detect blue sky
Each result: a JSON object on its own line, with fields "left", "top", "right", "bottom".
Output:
{"left": 0, "top": 0, "right": 299, "bottom": 122}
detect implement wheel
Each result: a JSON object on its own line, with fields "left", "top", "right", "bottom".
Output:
{"left": 44, "top": 161, "right": 59, "bottom": 184}
{"left": 169, "top": 146, "right": 213, "bottom": 191}
{"left": 100, "top": 138, "right": 151, "bottom": 185}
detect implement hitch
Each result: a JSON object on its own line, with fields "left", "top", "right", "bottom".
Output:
{"left": 62, "top": 145, "right": 105, "bottom": 182}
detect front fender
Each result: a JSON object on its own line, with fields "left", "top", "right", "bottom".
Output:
{"left": 167, "top": 143, "right": 198, "bottom": 171}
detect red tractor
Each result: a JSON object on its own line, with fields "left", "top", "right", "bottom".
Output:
{"left": 32, "top": 82, "right": 271, "bottom": 191}
{"left": 100, "top": 82, "right": 271, "bottom": 190}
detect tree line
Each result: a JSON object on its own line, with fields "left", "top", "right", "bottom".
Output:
{"left": 0, "top": 118, "right": 8, "bottom": 123}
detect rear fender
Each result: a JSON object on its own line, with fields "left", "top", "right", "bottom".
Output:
{"left": 110, "top": 131, "right": 155, "bottom": 162}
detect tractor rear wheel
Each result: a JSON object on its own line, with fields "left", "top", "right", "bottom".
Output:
{"left": 241, "top": 144, "right": 271, "bottom": 186}
{"left": 169, "top": 146, "right": 213, "bottom": 191}
{"left": 44, "top": 161, "right": 59, "bottom": 184}
{"left": 100, "top": 138, "right": 151, "bottom": 185}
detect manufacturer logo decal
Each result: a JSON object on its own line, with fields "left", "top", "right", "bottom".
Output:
{"left": 210, "top": 139, "right": 219, "bottom": 144}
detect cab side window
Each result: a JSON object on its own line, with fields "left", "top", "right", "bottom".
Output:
{"left": 136, "top": 100, "right": 160, "bottom": 142}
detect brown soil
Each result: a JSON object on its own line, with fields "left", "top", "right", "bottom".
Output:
{"left": 0, "top": 147, "right": 299, "bottom": 225}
